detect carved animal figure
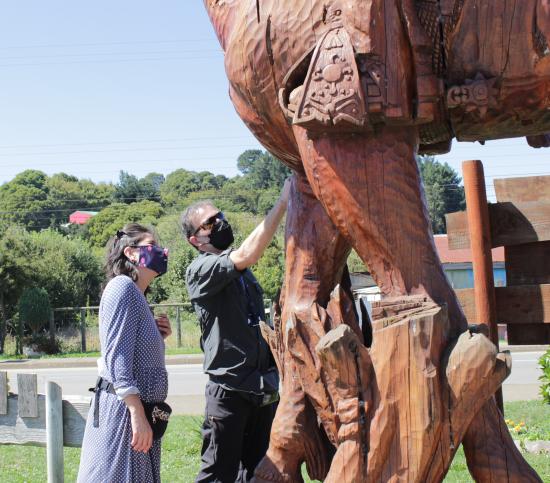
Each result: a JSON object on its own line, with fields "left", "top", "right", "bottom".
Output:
{"left": 204, "top": 1, "right": 549, "bottom": 481}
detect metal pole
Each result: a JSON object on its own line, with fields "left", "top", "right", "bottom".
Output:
{"left": 176, "top": 306, "right": 182, "bottom": 348}
{"left": 46, "top": 380, "right": 64, "bottom": 483}
{"left": 463, "top": 160, "right": 503, "bottom": 412}
{"left": 80, "top": 309, "right": 87, "bottom": 353}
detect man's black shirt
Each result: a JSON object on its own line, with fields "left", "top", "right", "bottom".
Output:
{"left": 186, "top": 249, "right": 271, "bottom": 394}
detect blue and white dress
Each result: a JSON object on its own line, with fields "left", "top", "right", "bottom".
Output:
{"left": 78, "top": 275, "right": 168, "bottom": 483}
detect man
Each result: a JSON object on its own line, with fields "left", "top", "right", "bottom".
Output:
{"left": 181, "top": 178, "right": 291, "bottom": 482}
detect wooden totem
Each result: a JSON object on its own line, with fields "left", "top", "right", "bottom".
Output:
{"left": 204, "top": 1, "right": 549, "bottom": 481}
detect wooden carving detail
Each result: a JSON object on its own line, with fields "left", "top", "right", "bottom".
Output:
{"left": 203, "top": 1, "right": 548, "bottom": 481}
{"left": 447, "top": 74, "right": 498, "bottom": 119}
{"left": 291, "top": 8, "right": 366, "bottom": 132}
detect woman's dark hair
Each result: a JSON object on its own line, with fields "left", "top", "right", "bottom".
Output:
{"left": 105, "top": 223, "right": 158, "bottom": 282}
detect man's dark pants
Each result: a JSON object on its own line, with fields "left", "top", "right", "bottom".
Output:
{"left": 195, "top": 381, "right": 276, "bottom": 483}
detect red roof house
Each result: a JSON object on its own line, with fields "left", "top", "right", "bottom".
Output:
{"left": 69, "top": 211, "right": 98, "bottom": 225}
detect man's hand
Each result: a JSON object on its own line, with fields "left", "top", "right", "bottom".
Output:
{"left": 155, "top": 313, "right": 172, "bottom": 339}
{"left": 230, "top": 175, "right": 294, "bottom": 271}
{"left": 280, "top": 177, "right": 292, "bottom": 205}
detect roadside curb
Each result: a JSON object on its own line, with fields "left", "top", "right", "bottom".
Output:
{"left": 0, "top": 354, "right": 204, "bottom": 370}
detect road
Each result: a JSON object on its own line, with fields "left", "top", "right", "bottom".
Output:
{"left": 3, "top": 351, "right": 544, "bottom": 415}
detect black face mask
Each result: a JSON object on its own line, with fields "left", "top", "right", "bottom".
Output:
{"left": 209, "top": 219, "right": 234, "bottom": 250}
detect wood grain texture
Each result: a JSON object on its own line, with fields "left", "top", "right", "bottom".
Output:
{"left": 0, "top": 371, "right": 7, "bottom": 415}
{"left": 17, "top": 374, "right": 38, "bottom": 418}
{"left": 447, "top": 201, "right": 550, "bottom": 249}
{"left": 456, "top": 284, "right": 550, "bottom": 324}
{"left": 505, "top": 242, "right": 550, "bottom": 285}
{"left": 46, "top": 381, "right": 64, "bottom": 483}
{"left": 495, "top": 175, "right": 550, "bottom": 203}
{"left": 0, "top": 393, "right": 89, "bottom": 448}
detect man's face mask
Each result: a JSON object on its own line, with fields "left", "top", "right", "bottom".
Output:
{"left": 135, "top": 245, "right": 169, "bottom": 276}
{"left": 208, "top": 219, "right": 234, "bottom": 251}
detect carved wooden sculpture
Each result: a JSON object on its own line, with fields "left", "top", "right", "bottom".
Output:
{"left": 204, "top": 1, "right": 549, "bottom": 481}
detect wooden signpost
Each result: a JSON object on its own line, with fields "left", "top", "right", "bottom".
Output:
{"left": 447, "top": 174, "right": 550, "bottom": 345}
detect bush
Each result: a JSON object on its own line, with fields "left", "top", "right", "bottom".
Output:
{"left": 539, "top": 348, "right": 550, "bottom": 404}
{"left": 19, "top": 287, "right": 51, "bottom": 334}
{"left": 22, "top": 333, "right": 62, "bottom": 355}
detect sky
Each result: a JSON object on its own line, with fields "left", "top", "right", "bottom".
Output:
{"left": 0, "top": 1, "right": 548, "bottom": 203}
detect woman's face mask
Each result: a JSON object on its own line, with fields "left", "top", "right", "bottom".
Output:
{"left": 135, "top": 245, "right": 169, "bottom": 276}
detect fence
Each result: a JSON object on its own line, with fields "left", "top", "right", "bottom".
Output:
{"left": 0, "top": 371, "right": 89, "bottom": 483}
{"left": 3, "top": 300, "right": 272, "bottom": 357}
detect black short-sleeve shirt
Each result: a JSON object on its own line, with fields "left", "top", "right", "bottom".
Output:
{"left": 186, "top": 249, "right": 271, "bottom": 394}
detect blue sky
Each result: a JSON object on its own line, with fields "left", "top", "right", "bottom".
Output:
{"left": 0, "top": 1, "right": 548, "bottom": 202}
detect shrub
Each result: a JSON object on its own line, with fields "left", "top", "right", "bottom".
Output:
{"left": 539, "top": 348, "right": 550, "bottom": 404}
{"left": 19, "top": 287, "right": 51, "bottom": 334}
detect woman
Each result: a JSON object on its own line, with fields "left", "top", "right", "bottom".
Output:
{"left": 78, "top": 223, "right": 171, "bottom": 483}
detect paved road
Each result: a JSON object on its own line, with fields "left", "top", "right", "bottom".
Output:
{"left": 2, "top": 352, "right": 544, "bottom": 415}
{"left": 4, "top": 363, "right": 208, "bottom": 415}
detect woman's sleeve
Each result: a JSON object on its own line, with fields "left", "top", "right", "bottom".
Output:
{"left": 101, "top": 280, "right": 141, "bottom": 399}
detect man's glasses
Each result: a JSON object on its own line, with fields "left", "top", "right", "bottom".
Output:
{"left": 194, "top": 212, "right": 224, "bottom": 234}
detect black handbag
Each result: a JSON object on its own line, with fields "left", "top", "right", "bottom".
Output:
{"left": 141, "top": 400, "right": 172, "bottom": 440}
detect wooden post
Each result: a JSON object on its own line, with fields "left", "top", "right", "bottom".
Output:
{"left": 49, "top": 310, "right": 55, "bottom": 344}
{"left": 46, "top": 381, "right": 64, "bottom": 483}
{"left": 79, "top": 309, "right": 86, "bottom": 353}
{"left": 17, "top": 373, "right": 38, "bottom": 418}
{"left": 0, "top": 371, "right": 7, "bottom": 415}
{"left": 463, "top": 160, "right": 503, "bottom": 412}
{"left": 176, "top": 306, "right": 182, "bottom": 348}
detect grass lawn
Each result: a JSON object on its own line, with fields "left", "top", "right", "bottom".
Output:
{"left": 1, "top": 403, "right": 548, "bottom": 482}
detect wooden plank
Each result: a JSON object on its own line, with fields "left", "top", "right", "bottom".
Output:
{"left": 46, "top": 381, "right": 64, "bottom": 483}
{"left": 505, "top": 242, "right": 550, "bottom": 285}
{"left": 0, "top": 371, "right": 7, "bottom": 415}
{"left": 62, "top": 396, "right": 90, "bottom": 447}
{"left": 456, "top": 284, "right": 550, "bottom": 325}
{"left": 446, "top": 201, "right": 550, "bottom": 249}
{"left": 0, "top": 394, "right": 47, "bottom": 446}
{"left": 17, "top": 374, "right": 38, "bottom": 418}
{"left": 0, "top": 394, "right": 89, "bottom": 447}
{"left": 495, "top": 175, "right": 550, "bottom": 203}
{"left": 507, "top": 325, "right": 550, "bottom": 345}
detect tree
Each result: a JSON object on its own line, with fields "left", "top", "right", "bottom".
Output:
{"left": 418, "top": 156, "right": 466, "bottom": 234}
{"left": 86, "top": 200, "right": 164, "bottom": 247}
{"left": 237, "top": 149, "right": 291, "bottom": 190}
{"left": 0, "top": 170, "right": 52, "bottom": 230}
{"left": 46, "top": 173, "right": 115, "bottom": 227}
{"left": 19, "top": 287, "right": 51, "bottom": 334}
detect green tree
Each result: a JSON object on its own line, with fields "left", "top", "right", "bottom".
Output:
{"left": 418, "top": 156, "right": 466, "bottom": 234}
{"left": 237, "top": 149, "right": 291, "bottom": 190}
{"left": 0, "top": 170, "right": 52, "bottom": 230}
{"left": 19, "top": 287, "right": 51, "bottom": 334}
{"left": 86, "top": 200, "right": 164, "bottom": 247}
{"left": 160, "top": 169, "right": 227, "bottom": 208}
{"left": 0, "top": 227, "right": 103, "bottom": 341}
{"left": 46, "top": 173, "right": 115, "bottom": 227}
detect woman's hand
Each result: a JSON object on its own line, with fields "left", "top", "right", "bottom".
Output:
{"left": 124, "top": 395, "right": 153, "bottom": 453}
{"left": 155, "top": 313, "right": 172, "bottom": 339}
